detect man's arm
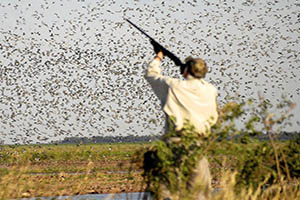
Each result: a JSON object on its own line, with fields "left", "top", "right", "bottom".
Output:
{"left": 144, "top": 51, "right": 172, "bottom": 108}
{"left": 145, "top": 51, "right": 164, "bottom": 80}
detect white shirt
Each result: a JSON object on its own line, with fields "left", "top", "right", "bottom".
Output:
{"left": 144, "top": 59, "right": 218, "bottom": 136}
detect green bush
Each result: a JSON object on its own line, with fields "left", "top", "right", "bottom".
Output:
{"left": 142, "top": 120, "right": 212, "bottom": 200}
{"left": 140, "top": 96, "right": 299, "bottom": 199}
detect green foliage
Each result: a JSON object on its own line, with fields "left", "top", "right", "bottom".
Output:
{"left": 30, "top": 151, "right": 55, "bottom": 162}
{"left": 234, "top": 142, "right": 275, "bottom": 188}
{"left": 141, "top": 96, "right": 299, "bottom": 199}
{"left": 142, "top": 119, "right": 213, "bottom": 200}
{"left": 285, "top": 133, "right": 300, "bottom": 178}
{"left": 0, "top": 143, "right": 144, "bottom": 164}
{"left": 213, "top": 96, "right": 299, "bottom": 189}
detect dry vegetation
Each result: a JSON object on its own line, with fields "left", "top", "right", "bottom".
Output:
{"left": 0, "top": 139, "right": 299, "bottom": 199}
{"left": 0, "top": 143, "right": 146, "bottom": 198}
{"left": 0, "top": 99, "right": 299, "bottom": 199}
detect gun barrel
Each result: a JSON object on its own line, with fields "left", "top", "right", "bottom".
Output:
{"left": 126, "top": 18, "right": 186, "bottom": 74}
{"left": 126, "top": 19, "right": 156, "bottom": 42}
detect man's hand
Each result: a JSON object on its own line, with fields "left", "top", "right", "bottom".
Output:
{"left": 156, "top": 51, "right": 163, "bottom": 61}
{"left": 151, "top": 40, "right": 164, "bottom": 60}
{"left": 151, "top": 40, "right": 161, "bottom": 54}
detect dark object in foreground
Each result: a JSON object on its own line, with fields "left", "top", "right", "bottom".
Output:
{"left": 141, "top": 123, "right": 212, "bottom": 200}
{"left": 126, "top": 18, "right": 187, "bottom": 74}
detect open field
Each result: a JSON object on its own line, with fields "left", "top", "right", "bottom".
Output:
{"left": 0, "top": 143, "right": 148, "bottom": 198}
{"left": 0, "top": 139, "right": 299, "bottom": 199}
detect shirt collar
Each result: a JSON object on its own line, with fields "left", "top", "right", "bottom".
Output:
{"left": 186, "top": 75, "right": 205, "bottom": 84}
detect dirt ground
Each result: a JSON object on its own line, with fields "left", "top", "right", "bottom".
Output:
{"left": 0, "top": 160, "right": 145, "bottom": 198}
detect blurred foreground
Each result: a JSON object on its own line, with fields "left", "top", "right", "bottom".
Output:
{"left": 0, "top": 139, "right": 299, "bottom": 199}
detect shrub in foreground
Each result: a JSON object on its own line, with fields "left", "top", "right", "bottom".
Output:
{"left": 137, "top": 96, "right": 300, "bottom": 200}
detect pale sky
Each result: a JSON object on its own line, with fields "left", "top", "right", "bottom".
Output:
{"left": 0, "top": 0, "right": 299, "bottom": 144}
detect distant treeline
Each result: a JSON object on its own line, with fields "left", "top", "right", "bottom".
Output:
{"left": 251, "top": 131, "right": 300, "bottom": 141}
{"left": 54, "top": 135, "right": 160, "bottom": 144}
{"left": 54, "top": 132, "right": 299, "bottom": 144}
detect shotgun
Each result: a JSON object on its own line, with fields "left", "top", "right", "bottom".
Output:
{"left": 126, "top": 19, "right": 186, "bottom": 74}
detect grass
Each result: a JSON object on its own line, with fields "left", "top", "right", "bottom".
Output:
{"left": 0, "top": 140, "right": 299, "bottom": 199}
{"left": 0, "top": 143, "right": 142, "bottom": 164}
{"left": 0, "top": 143, "right": 147, "bottom": 199}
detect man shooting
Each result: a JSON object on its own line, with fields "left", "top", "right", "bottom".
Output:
{"left": 145, "top": 45, "right": 218, "bottom": 136}
{"left": 144, "top": 44, "right": 218, "bottom": 200}
{"left": 127, "top": 19, "right": 218, "bottom": 199}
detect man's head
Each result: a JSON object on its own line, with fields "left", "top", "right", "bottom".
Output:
{"left": 184, "top": 56, "right": 207, "bottom": 79}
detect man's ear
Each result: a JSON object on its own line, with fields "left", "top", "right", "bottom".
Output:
{"left": 183, "top": 67, "right": 188, "bottom": 78}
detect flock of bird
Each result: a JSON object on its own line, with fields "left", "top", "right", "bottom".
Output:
{"left": 0, "top": 0, "right": 299, "bottom": 144}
